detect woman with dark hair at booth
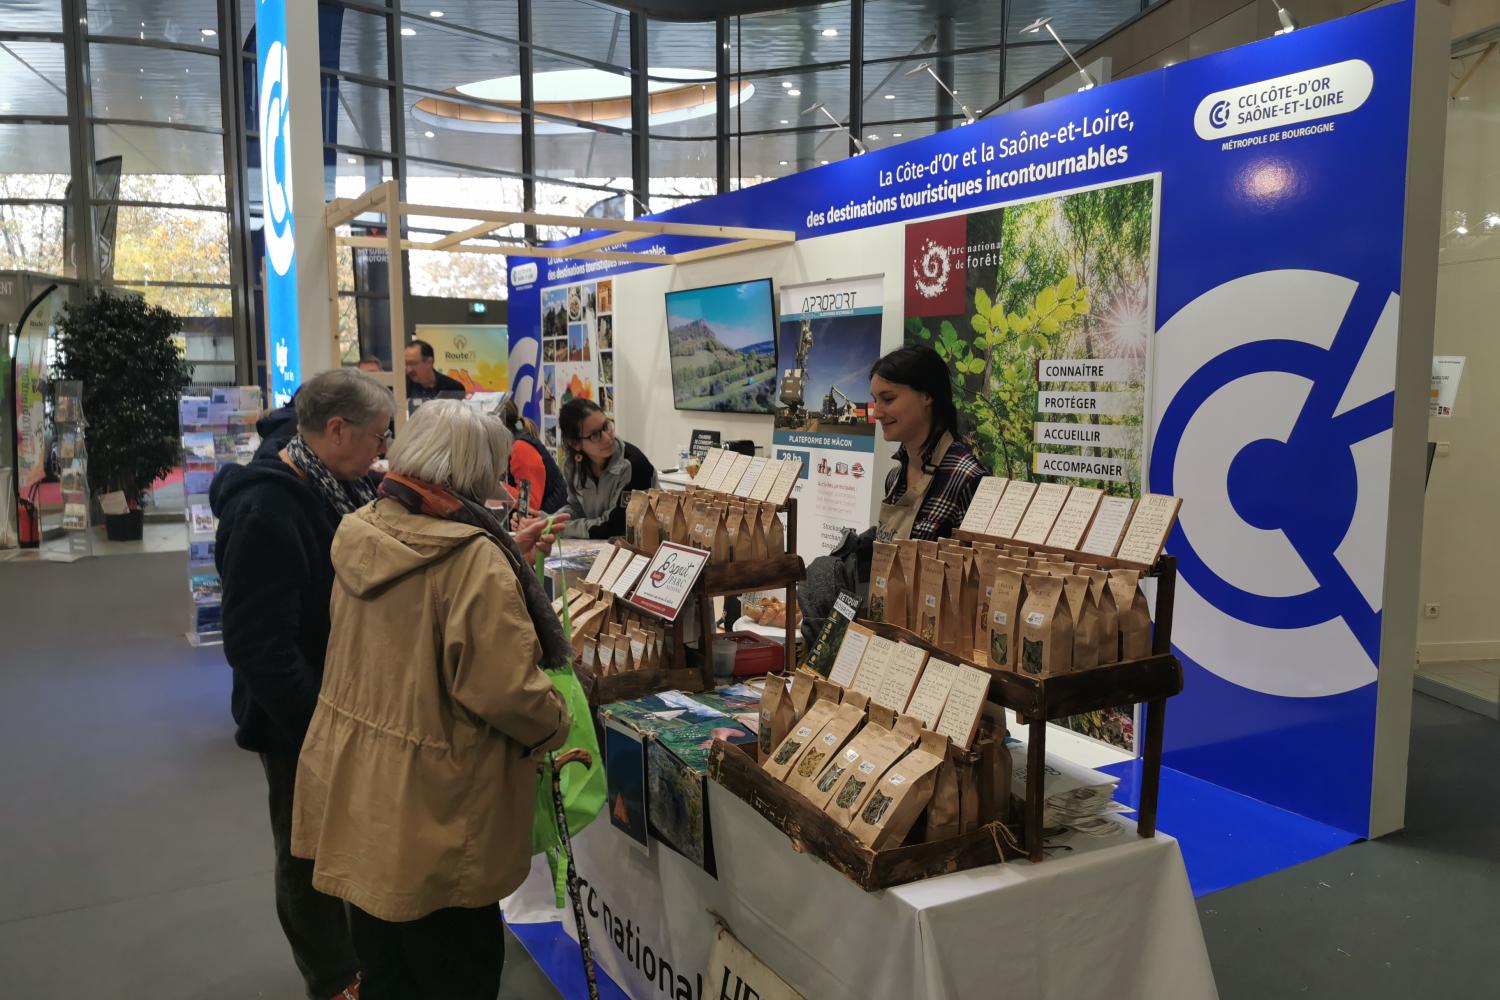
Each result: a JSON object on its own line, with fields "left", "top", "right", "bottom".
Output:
{"left": 869, "top": 343, "right": 988, "bottom": 542}
{"left": 798, "top": 343, "right": 989, "bottom": 639}
{"left": 557, "top": 397, "right": 658, "bottom": 539}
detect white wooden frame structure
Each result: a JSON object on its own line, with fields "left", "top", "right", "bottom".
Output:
{"left": 324, "top": 180, "right": 796, "bottom": 423}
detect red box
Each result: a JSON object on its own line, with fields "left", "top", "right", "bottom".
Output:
{"left": 715, "top": 631, "right": 785, "bottom": 678}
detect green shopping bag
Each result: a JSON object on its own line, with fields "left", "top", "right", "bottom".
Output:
{"left": 530, "top": 528, "right": 606, "bottom": 905}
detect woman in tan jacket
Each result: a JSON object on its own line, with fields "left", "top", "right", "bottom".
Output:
{"left": 292, "top": 400, "right": 572, "bottom": 999}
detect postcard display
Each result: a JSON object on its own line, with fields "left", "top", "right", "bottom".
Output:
{"left": 180, "top": 388, "right": 263, "bottom": 644}
{"left": 53, "top": 381, "right": 92, "bottom": 559}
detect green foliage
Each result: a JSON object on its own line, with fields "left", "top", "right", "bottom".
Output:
{"left": 54, "top": 290, "right": 194, "bottom": 504}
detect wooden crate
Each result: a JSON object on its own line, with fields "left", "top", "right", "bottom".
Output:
{"left": 708, "top": 739, "right": 1022, "bottom": 891}
{"left": 577, "top": 665, "right": 710, "bottom": 705}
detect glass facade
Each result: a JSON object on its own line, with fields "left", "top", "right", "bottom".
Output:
{"left": 0, "top": 0, "right": 1155, "bottom": 385}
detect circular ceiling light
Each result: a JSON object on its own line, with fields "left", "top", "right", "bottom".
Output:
{"left": 821, "top": 28, "right": 838, "bottom": 37}
{"left": 787, "top": 89, "right": 801, "bottom": 97}
{"left": 401, "top": 27, "right": 416, "bottom": 36}
{"left": 200, "top": 28, "right": 217, "bottom": 37}
{"left": 415, "top": 67, "right": 751, "bottom": 135}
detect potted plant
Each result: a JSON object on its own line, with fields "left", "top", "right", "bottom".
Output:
{"left": 54, "top": 291, "right": 194, "bottom": 541}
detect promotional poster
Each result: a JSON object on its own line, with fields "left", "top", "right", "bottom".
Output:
{"left": 772, "top": 276, "right": 883, "bottom": 559}
{"left": 539, "top": 278, "right": 616, "bottom": 449}
{"left": 413, "top": 324, "right": 510, "bottom": 393}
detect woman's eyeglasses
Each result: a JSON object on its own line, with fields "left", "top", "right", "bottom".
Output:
{"left": 581, "top": 419, "right": 614, "bottom": 444}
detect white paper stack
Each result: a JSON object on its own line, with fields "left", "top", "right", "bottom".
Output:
{"left": 1008, "top": 740, "right": 1132, "bottom": 838}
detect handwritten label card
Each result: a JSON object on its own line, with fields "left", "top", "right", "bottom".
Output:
{"left": 610, "top": 553, "right": 652, "bottom": 598}
{"left": 748, "top": 458, "right": 780, "bottom": 502}
{"left": 934, "top": 663, "right": 991, "bottom": 749}
{"left": 1080, "top": 496, "right": 1137, "bottom": 558}
{"left": 584, "top": 543, "right": 619, "bottom": 585}
{"left": 1013, "top": 483, "right": 1073, "bottom": 544}
{"left": 849, "top": 635, "right": 896, "bottom": 700}
{"left": 905, "top": 657, "right": 958, "bottom": 728}
{"left": 1115, "top": 494, "right": 1183, "bottom": 566}
{"left": 827, "top": 623, "right": 874, "bottom": 687}
{"left": 766, "top": 457, "right": 804, "bottom": 507}
{"left": 735, "top": 456, "right": 769, "bottom": 497}
{"left": 1046, "top": 487, "right": 1104, "bottom": 551}
{"left": 986, "top": 480, "right": 1038, "bottom": 540}
{"left": 958, "top": 477, "right": 1009, "bottom": 534}
{"left": 875, "top": 643, "right": 928, "bottom": 713}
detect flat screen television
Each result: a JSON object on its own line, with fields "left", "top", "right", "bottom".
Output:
{"left": 665, "top": 278, "right": 778, "bottom": 414}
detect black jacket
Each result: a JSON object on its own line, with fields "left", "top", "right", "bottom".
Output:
{"left": 210, "top": 454, "right": 342, "bottom": 754}
{"left": 254, "top": 404, "right": 298, "bottom": 460}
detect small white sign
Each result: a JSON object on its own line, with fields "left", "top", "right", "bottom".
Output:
{"left": 1034, "top": 452, "right": 1130, "bottom": 482}
{"left": 1038, "top": 358, "right": 1136, "bottom": 382}
{"left": 628, "top": 542, "right": 711, "bottom": 622}
{"left": 1193, "top": 59, "right": 1374, "bottom": 141}
{"left": 1036, "top": 391, "right": 1132, "bottom": 416}
{"left": 1034, "top": 421, "right": 1138, "bottom": 450}
{"left": 1431, "top": 355, "right": 1465, "bottom": 418}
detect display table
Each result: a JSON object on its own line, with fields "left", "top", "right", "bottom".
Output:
{"left": 658, "top": 470, "right": 693, "bottom": 492}
{"left": 506, "top": 782, "right": 1217, "bottom": 1000}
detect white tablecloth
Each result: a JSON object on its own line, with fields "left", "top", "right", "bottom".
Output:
{"left": 506, "top": 783, "right": 1217, "bottom": 1000}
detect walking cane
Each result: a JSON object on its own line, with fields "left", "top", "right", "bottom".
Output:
{"left": 548, "top": 746, "right": 600, "bottom": 1000}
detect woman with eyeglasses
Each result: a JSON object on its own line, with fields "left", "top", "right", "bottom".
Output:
{"left": 557, "top": 397, "right": 657, "bottom": 539}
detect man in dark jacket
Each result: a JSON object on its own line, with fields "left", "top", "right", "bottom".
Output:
{"left": 211, "top": 369, "right": 394, "bottom": 1000}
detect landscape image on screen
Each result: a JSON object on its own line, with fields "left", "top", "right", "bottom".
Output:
{"left": 666, "top": 279, "right": 777, "bottom": 413}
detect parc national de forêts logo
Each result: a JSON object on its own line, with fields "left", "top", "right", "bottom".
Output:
{"left": 904, "top": 214, "right": 969, "bottom": 317}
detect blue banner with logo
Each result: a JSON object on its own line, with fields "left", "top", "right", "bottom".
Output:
{"left": 257, "top": 0, "right": 301, "bottom": 407}
{"left": 510, "top": 3, "right": 1421, "bottom": 835}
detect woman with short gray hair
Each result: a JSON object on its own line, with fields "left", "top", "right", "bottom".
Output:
{"left": 210, "top": 366, "right": 396, "bottom": 1000}
{"left": 291, "top": 400, "right": 573, "bottom": 999}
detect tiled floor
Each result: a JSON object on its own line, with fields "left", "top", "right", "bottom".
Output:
{"left": 1414, "top": 660, "right": 1500, "bottom": 719}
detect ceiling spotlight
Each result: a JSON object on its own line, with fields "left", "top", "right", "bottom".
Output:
{"left": 821, "top": 28, "right": 838, "bottom": 37}
{"left": 779, "top": 160, "right": 788, "bottom": 165}
{"left": 884, "top": 93, "right": 895, "bottom": 100}
{"left": 424, "top": 130, "right": 435, "bottom": 137}
{"left": 779, "top": 119, "right": 789, "bottom": 125}
{"left": 893, "top": 131, "right": 903, "bottom": 137}
{"left": 1019, "top": 16, "right": 1097, "bottom": 91}
{"left": 904, "top": 61, "right": 976, "bottom": 124}
{"left": 787, "top": 89, "right": 801, "bottom": 97}
{"left": 802, "top": 101, "right": 867, "bottom": 154}
{"left": 867, "top": 134, "right": 879, "bottom": 140}
{"left": 200, "top": 28, "right": 217, "bottom": 38}
{"left": 1455, "top": 225, "right": 1469, "bottom": 235}
{"left": 346, "top": 156, "right": 358, "bottom": 164}
{"left": 820, "top": 159, "right": 829, "bottom": 165}
{"left": 781, "top": 81, "right": 793, "bottom": 89}
{"left": 401, "top": 27, "right": 416, "bottom": 36}
{"left": 1485, "top": 213, "right": 1500, "bottom": 228}
{"left": 429, "top": 10, "right": 444, "bottom": 17}
{"left": 1272, "top": 2, "right": 1298, "bottom": 34}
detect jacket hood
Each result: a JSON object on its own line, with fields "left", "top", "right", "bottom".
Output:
{"left": 209, "top": 453, "right": 317, "bottom": 518}
{"left": 332, "top": 500, "right": 490, "bottom": 596}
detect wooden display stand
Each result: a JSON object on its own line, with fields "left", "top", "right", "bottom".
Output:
{"left": 627, "top": 495, "right": 807, "bottom": 677}
{"left": 861, "top": 552, "right": 1183, "bottom": 862}
{"left": 574, "top": 577, "right": 714, "bottom": 707}
{"left": 708, "top": 736, "right": 1021, "bottom": 891}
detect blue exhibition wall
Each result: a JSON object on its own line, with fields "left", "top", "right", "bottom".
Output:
{"left": 511, "top": 2, "right": 1420, "bottom": 837}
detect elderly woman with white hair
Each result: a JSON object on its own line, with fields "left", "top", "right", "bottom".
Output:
{"left": 291, "top": 400, "right": 573, "bottom": 1000}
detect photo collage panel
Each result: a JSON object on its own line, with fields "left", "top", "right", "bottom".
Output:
{"left": 539, "top": 278, "right": 615, "bottom": 455}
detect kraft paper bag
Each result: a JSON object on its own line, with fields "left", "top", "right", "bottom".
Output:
{"left": 894, "top": 540, "right": 921, "bottom": 629}
{"left": 868, "top": 542, "right": 906, "bottom": 626}
{"left": 822, "top": 712, "right": 922, "bottom": 826}
{"left": 938, "top": 550, "right": 974, "bottom": 658}
{"left": 1110, "top": 568, "right": 1153, "bottom": 661}
{"left": 985, "top": 568, "right": 1026, "bottom": 671}
{"left": 915, "top": 557, "right": 948, "bottom": 646}
{"left": 624, "top": 491, "right": 650, "bottom": 546}
{"left": 763, "top": 691, "right": 842, "bottom": 781}
{"left": 917, "top": 539, "right": 940, "bottom": 564}
{"left": 845, "top": 729, "right": 949, "bottom": 850}
{"left": 787, "top": 692, "right": 869, "bottom": 799}
{"left": 758, "top": 674, "right": 795, "bottom": 763}
{"left": 1080, "top": 567, "right": 1120, "bottom": 665}
{"left": 926, "top": 739, "right": 963, "bottom": 841}
{"left": 787, "top": 670, "right": 819, "bottom": 723}
{"left": 809, "top": 707, "right": 893, "bottom": 812}
{"left": 1063, "top": 574, "right": 1101, "bottom": 671}
{"left": 760, "top": 503, "right": 785, "bottom": 556}
{"left": 1019, "top": 574, "right": 1073, "bottom": 678}
{"left": 971, "top": 547, "right": 1006, "bottom": 660}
